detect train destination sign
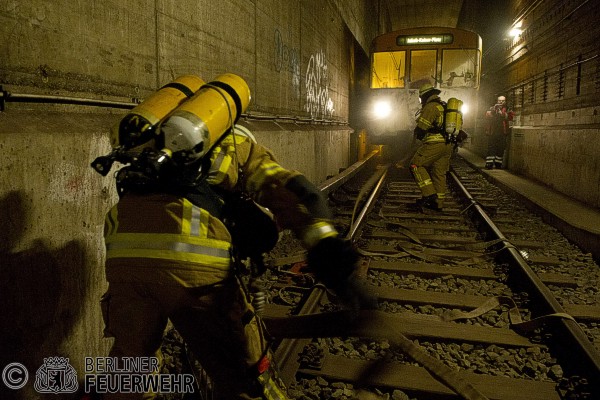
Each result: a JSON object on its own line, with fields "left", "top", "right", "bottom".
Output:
{"left": 396, "top": 34, "right": 454, "bottom": 45}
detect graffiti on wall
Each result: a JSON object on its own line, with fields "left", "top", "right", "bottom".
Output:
{"left": 273, "top": 29, "right": 335, "bottom": 119}
{"left": 305, "top": 50, "right": 335, "bottom": 119}
{"left": 274, "top": 29, "right": 300, "bottom": 98}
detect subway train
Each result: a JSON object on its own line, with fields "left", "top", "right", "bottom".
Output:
{"left": 365, "top": 27, "right": 482, "bottom": 162}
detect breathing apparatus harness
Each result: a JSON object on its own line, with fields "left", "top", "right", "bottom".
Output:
{"left": 91, "top": 75, "right": 278, "bottom": 283}
{"left": 415, "top": 97, "right": 467, "bottom": 145}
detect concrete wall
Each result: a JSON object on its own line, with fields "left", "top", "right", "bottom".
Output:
{"left": 509, "top": 106, "right": 600, "bottom": 207}
{"left": 0, "top": 110, "right": 116, "bottom": 400}
{"left": 0, "top": 1, "right": 380, "bottom": 398}
{"left": 469, "top": 0, "right": 600, "bottom": 209}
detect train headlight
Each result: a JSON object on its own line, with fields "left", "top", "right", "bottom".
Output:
{"left": 461, "top": 103, "right": 469, "bottom": 116}
{"left": 373, "top": 100, "right": 392, "bottom": 119}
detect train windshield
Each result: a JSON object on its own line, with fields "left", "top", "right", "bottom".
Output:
{"left": 370, "top": 28, "right": 482, "bottom": 90}
{"left": 409, "top": 50, "right": 437, "bottom": 89}
{"left": 371, "top": 51, "right": 406, "bottom": 88}
{"left": 441, "top": 49, "right": 479, "bottom": 88}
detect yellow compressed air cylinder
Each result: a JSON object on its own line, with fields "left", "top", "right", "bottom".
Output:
{"left": 110, "top": 75, "right": 205, "bottom": 149}
{"left": 158, "top": 73, "right": 251, "bottom": 163}
{"left": 457, "top": 100, "right": 463, "bottom": 131}
{"left": 445, "top": 97, "right": 463, "bottom": 134}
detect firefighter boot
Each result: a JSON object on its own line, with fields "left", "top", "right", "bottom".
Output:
{"left": 485, "top": 156, "right": 495, "bottom": 169}
{"left": 416, "top": 194, "right": 441, "bottom": 212}
{"left": 494, "top": 156, "right": 503, "bottom": 169}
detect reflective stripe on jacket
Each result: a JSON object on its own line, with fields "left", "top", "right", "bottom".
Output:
{"left": 416, "top": 96, "right": 446, "bottom": 143}
{"left": 105, "top": 196, "right": 231, "bottom": 266}
{"left": 105, "top": 128, "right": 337, "bottom": 285}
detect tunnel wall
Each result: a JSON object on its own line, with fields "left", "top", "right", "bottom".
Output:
{"left": 0, "top": 1, "right": 380, "bottom": 398}
{"left": 471, "top": 0, "right": 600, "bottom": 209}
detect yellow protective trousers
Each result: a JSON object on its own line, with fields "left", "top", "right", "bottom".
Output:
{"left": 409, "top": 142, "right": 454, "bottom": 207}
{"left": 100, "top": 274, "right": 288, "bottom": 400}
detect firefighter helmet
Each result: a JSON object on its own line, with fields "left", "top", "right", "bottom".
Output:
{"left": 418, "top": 83, "right": 441, "bottom": 98}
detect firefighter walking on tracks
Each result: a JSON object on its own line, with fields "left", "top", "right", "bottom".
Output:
{"left": 409, "top": 83, "right": 455, "bottom": 211}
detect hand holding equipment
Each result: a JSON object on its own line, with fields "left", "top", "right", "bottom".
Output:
{"left": 308, "top": 237, "right": 358, "bottom": 288}
{"left": 307, "top": 237, "right": 377, "bottom": 310}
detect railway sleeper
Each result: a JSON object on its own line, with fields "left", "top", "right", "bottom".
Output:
{"left": 297, "top": 354, "right": 561, "bottom": 400}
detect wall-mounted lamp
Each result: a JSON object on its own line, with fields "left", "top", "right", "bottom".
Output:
{"left": 509, "top": 28, "right": 522, "bottom": 37}
{"left": 509, "top": 21, "right": 523, "bottom": 38}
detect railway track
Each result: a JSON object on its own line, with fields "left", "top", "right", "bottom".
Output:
{"left": 257, "top": 153, "right": 600, "bottom": 400}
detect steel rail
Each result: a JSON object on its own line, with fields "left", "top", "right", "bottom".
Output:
{"left": 268, "top": 166, "right": 494, "bottom": 399}
{"left": 317, "top": 149, "right": 380, "bottom": 195}
{"left": 449, "top": 169, "right": 600, "bottom": 395}
{"left": 271, "top": 161, "right": 384, "bottom": 386}
{"left": 269, "top": 164, "right": 600, "bottom": 398}
{"left": 272, "top": 285, "right": 328, "bottom": 386}
{"left": 345, "top": 166, "right": 389, "bottom": 241}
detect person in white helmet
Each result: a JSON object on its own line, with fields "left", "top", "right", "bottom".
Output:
{"left": 484, "top": 95, "right": 514, "bottom": 169}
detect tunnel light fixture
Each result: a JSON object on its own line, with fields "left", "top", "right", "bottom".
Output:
{"left": 509, "top": 21, "right": 523, "bottom": 38}
{"left": 509, "top": 28, "right": 522, "bottom": 37}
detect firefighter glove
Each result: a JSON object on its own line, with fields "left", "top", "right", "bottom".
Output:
{"left": 307, "top": 236, "right": 358, "bottom": 290}
{"left": 414, "top": 127, "right": 426, "bottom": 141}
{"left": 307, "top": 237, "right": 378, "bottom": 310}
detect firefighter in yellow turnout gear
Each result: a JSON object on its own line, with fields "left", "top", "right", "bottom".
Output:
{"left": 95, "top": 74, "right": 362, "bottom": 400}
{"left": 409, "top": 83, "right": 454, "bottom": 211}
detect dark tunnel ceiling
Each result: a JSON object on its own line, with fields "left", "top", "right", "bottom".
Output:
{"left": 384, "top": 0, "right": 465, "bottom": 30}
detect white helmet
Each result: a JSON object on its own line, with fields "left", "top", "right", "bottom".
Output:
{"left": 497, "top": 96, "right": 506, "bottom": 104}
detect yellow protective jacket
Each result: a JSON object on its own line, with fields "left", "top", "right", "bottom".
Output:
{"left": 416, "top": 95, "right": 446, "bottom": 143}
{"left": 104, "top": 128, "right": 338, "bottom": 287}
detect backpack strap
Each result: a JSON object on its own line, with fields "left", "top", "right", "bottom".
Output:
{"left": 428, "top": 98, "right": 449, "bottom": 139}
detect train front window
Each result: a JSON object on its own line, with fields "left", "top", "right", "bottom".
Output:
{"left": 371, "top": 51, "right": 406, "bottom": 89}
{"left": 409, "top": 50, "right": 436, "bottom": 89}
{"left": 441, "top": 49, "right": 480, "bottom": 88}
